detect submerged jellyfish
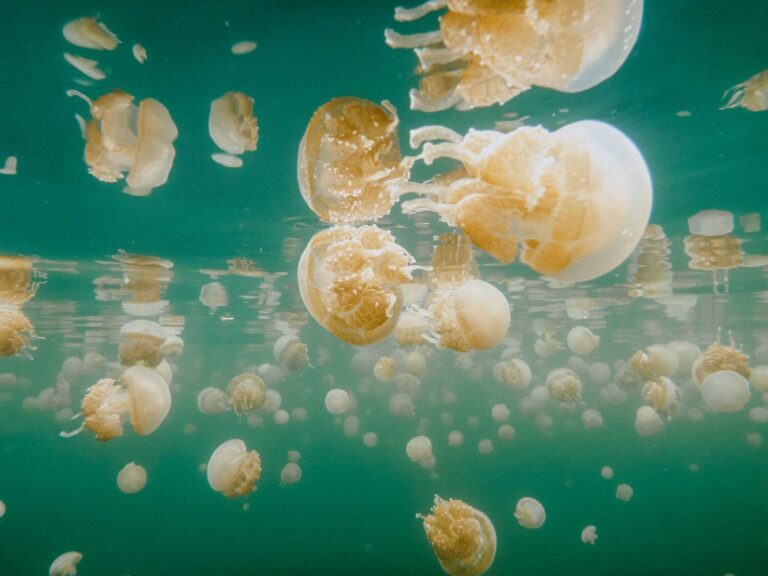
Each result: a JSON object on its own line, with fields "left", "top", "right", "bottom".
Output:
{"left": 63, "top": 17, "right": 119, "bottom": 50}
{"left": 207, "top": 439, "right": 262, "bottom": 498}
{"left": 692, "top": 336, "right": 751, "bottom": 386}
{"left": 117, "top": 462, "right": 147, "bottom": 494}
{"left": 418, "top": 496, "right": 496, "bottom": 576}
{"left": 567, "top": 326, "right": 600, "bottom": 356}
{"left": 641, "top": 376, "right": 681, "bottom": 416}
{"left": 545, "top": 368, "right": 582, "bottom": 404}
{"left": 49, "top": 551, "right": 83, "bottom": 576}
{"left": 515, "top": 497, "right": 546, "bottom": 529}
{"left": 493, "top": 358, "right": 532, "bottom": 389}
{"left": 700, "top": 370, "right": 750, "bottom": 413}
{"left": 386, "top": 0, "right": 643, "bottom": 111}
{"left": 0, "top": 256, "right": 38, "bottom": 307}
{"left": 615, "top": 483, "right": 633, "bottom": 502}
{"left": 280, "top": 462, "right": 302, "bottom": 486}
{"left": 397, "top": 120, "right": 652, "bottom": 282}
{"left": 581, "top": 525, "right": 598, "bottom": 545}
{"left": 84, "top": 90, "right": 178, "bottom": 196}
{"left": 226, "top": 373, "right": 267, "bottom": 416}
{"left": 0, "top": 306, "right": 35, "bottom": 356}
{"left": 298, "top": 97, "right": 410, "bottom": 223}
{"left": 273, "top": 333, "right": 309, "bottom": 372}
{"left": 298, "top": 226, "right": 414, "bottom": 345}
{"left": 119, "top": 319, "right": 168, "bottom": 367}
{"left": 721, "top": 69, "right": 768, "bottom": 112}
{"left": 62, "top": 366, "right": 171, "bottom": 441}
{"left": 209, "top": 92, "right": 259, "bottom": 155}
{"left": 634, "top": 405, "right": 664, "bottom": 437}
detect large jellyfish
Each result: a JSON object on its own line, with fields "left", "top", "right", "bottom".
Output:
{"left": 298, "top": 225, "right": 415, "bottom": 345}
{"left": 298, "top": 97, "right": 411, "bottom": 223}
{"left": 386, "top": 0, "right": 644, "bottom": 111}
{"left": 692, "top": 334, "right": 751, "bottom": 387}
{"left": 61, "top": 365, "right": 171, "bottom": 441}
{"left": 396, "top": 120, "right": 652, "bottom": 282}
{"left": 207, "top": 439, "right": 262, "bottom": 498}
{"left": 418, "top": 496, "right": 496, "bottom": 576}
{"left": 0, "top": 306, "right": 35, "bottom": 357}
{"left": 721, "top": 69, "right": 768, "bottom": 112}
{"left": 700, "top": 370, "right": 750, "bottom": 413}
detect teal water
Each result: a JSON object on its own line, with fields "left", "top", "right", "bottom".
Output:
{"left": 1, "top": 1, "right": 768, "bottom": 575}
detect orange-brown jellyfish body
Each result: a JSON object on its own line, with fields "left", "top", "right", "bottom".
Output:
{"left": 692, "top": 340, "right": 751, "bottom": 387}
{"left": 0, "top": 306, "right": 35, "bottom": 357}
{"left": 207, "top": 439, "right": 262, "bottom": 498}
{"left": 418, "top": 495, "right": 496, "bottom": 576}
{"left": 298, "top": 225, "right": 414, "bottom": 345}
{"left": 118, "top": 319, "right": 168, "bottom": 367}
{"left": 226, "top": 373, "right": 267, "bottom": 415}
{"left": 721, "top": 69, "right": 768, "bottom": 112}
{"left": 209, "top": 92, "right": 259, "bottom": 155}
{"left": 298, "top": 97, "right": 410, "bottom": 223}
{"left": 0, "top": 256, "right": 38, "bottom": 307}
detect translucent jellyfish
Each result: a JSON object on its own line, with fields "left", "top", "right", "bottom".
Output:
{"left": 600, "top": 466, "right": 614, "bottom": 480}
{"left": 581, "top": 525, "right": 598, "bottom": 545}
{"left": 117, "top": 462, "right": 147, "bottom": 494}
{"left": 403, "top": 350, "right": 427, "bottom": 377}
{"left": 84, "top": 90, "right": 178, "bottom": 195}
{"left": 626, "top": 224, "right": 673, "bottom": 299}
{"left": 700, "top": 370, "right": 750, "bottom": 413}
{"left": 395, "top": 309, "right": 430, "bottom": 346}
{"left": 617, "top": 348, "right": 672, "bottom": 392}
{"left": 721, "top": 69, "right": 768, "bottom": 112}
{"left": 207, "top": 439, "right": 262, "bottom": 498}
{"left": 418, "top": 496, "right": 496, "bottom": 576}
{"left": 298, "top": 226, "right": 414, "bottom": 345}
{"left": 635, "top": 406, "right": 664, "bottom": 437}
{"left": 567, "top": 326, "right": 600, "bottom": 356}
{"left": 132, "top": 44, "right": 147, "bottom": 64}
{"left": 641, "top": 376, "right": 681, "bottom": 416}
{"left": 374, "top": 356, "right": 398, "bottom": 382}
{"left": 390, "top": 392, "right": 416, "bottom": 417}
{"left": 546, "top": 368, "right": 582, "bottom": 404}
{"left": 490, "top": 404, "right": 510, "bottom": 422}
{"left": 363, "top": 431, "right": 379, "bottom": 447}
{"left": 667, "top": 340, "right": 702, "bottom": 379}
{"left": 231, "top": 40, "right": 257, "bottom": 55}
{"left": 534, "top": 332, "right": 564, "bottom": 358}
{"left": 0, "top": 155, "right": 17, "bottom": 175}
{"left": 615, "top": 483, "right": 633, "bottom": 502}
{"left": 298, "top": 97, "right": 410, "bottom": 223}
{"left": 588, "top": 362, "right": 610, "bottom": 384}
{"left": 209, "top": 92, "right": 259, "bottom": 155}
{"left": 751, "top": 365, "right": 768, "bottom": 392}
{"left": 397, "top": 120, "right": 652, "bottom": 282}
{"left": 386, "top": 0, "right": 644, "bottom": 111}
{"left": 748, "top": 406, "right": 768, "bottom": 424}
{"left": 746, "top": 432, "right": 764, "bottom": 448}
{"left": 683, "top": 215, "right": 743, "bottom": 292}
{"left": 477, "top": 438, "right": 493, "bottom": 455}
{"left": 325, "top": 388, "right": 351, "bottom": 415}
{"left": 76, "top": 368, "right": 168, "bottom": 440}
{"left": 280, "top": 462, "right": 302, "bottom": 486}
{"left": 197, "top": 387, "right": 229, "bottom": 415}
{"left": 273, "top": 409, "right": 290, "bottom": 425}
{"left": 498, "top": 424, "right": 515, "bottom": 441}
{"left": 448, "top": 430, "right": 464, "bottom": 446}
{"left": 0, "top": 306, "right": 35, "bottom": 356}
{"left": 0, "top": 499, "right": 5, "bottom": 517}
{"left": 50, "top": 551, "right": 83, "bottom": 576}
{"left": 63, "top": 17, "right": 119, "bottom": 50}
{"left": 493, "top": 358, "right": 532, "bottom": 389}
{"left": 119, "top": 319, "right": 168, "bottom": 367}
{"left": 273, "top": 333, "right": 309, "bottom": 372}
{"left": 692, "top": 338, "right": 751, "bottom": 387}
{"left": 199, "top": 281, "right": 228, "bottom": 313}
{"left": 581, "top": 408, "right": 603, "bottom": 429}
{"left": 0, "top": 256, "right": 38, "bottom": 307}
{"left": 226, "top": 373, "right": 267, "bottom": 416}
{"left": 514, "top": 497, "right": 546, "bottom": 529}
{"left": 406, "top": 435, "right": 434, "bottom": 467}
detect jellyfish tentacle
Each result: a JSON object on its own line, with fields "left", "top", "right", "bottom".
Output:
{"left": 60, "top": 424, "right": 85, "bottom": 438}
{"left": 415, "top": 46, "right": 464, "bottom": 71}
{"left": 394, "top": 0, "right": 447, "bottom": 22}
{"left": 410, "top": 125, "right": 463, "bottom": 149}
{"left": 419, "top": 141, "right": 479, "bottom": 166}
{"left": 384, "top": 28, "right": 443, "bottom": 49}
{"left": 410, "top": 87, "right": 463, "bottom": 112}
{"left": 720, "top": 83, "right": 746, "bottom": 110}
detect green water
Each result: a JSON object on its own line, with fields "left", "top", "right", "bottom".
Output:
{"left": 1, "top": 1, "right": 768, "bottom": 575}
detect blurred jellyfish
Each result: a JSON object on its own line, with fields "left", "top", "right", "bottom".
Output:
{"left": 581, "top": 525, "right": 598, "bottom": 545}
{"left": 567, "top": 326, "right": 600, "bottom": 356}
{"left": 386, "top": 0, "right": 643, "bottom": 111}
{"left": 626, "top": 224, "right": 673, "bottom": 299}
{"left": 748, "top": 407, "right": 768, "bottom": 424}
{"left": 546, "top": 368, "right": 582, "bottom": 404}
{"left": 491, "top": 404, "right": 510, "bottom": 422}
{"left": 298, "top": 97, "right": 410, "bottom": 223}
{"left": 197, "top": 387, "right": 229, "bottom": 415}
{"left": 667, "top": 340, "right": 702, "bottom": 379}
{"left": 0, "top": 256, "right": 38, "bottom": 307}
{"left": 588, "top": 362, "right": 610, "bottom": 385}
{"left": 700, "top": 370, "right": 750, "bottom": 413}
{"left": 374, "top": 356, "right": 398, "bottom": 382}
{"left": 618, "top": 348, "right": 671, "bottom": 392}
{"left": 273, "top": 409, "right": 290, "bottom": 425}
{"left": 746, "top": 432, "right": 764, "bottom": 448}
{"left": 63, "top": 17, "right": 119, "bottom": 50}
{"left": 397, "top": 120, "right": 652, "bottom": 282}
{"left": 448, "top": 430, "right": 464, "bottom": 447}
{"left": 49, "top": 552, "right": 83, "bottom": 575}
{"left": 280, "top": 462, "right": 302, "bottom": 486}
{"left": 119, "top": 319, "right": 168, "bottom": 367}
{"left": 390, "top": 392, "right": 416, "bottom": 417}
{"left": 62, "top": 366, "right": 171, "bottom": 441}
{"left": 0, "top": 499, "right": 5, "bottom": 518}
{"left": 407, "top": 435, "right": 435, "bottom": 468}
{"left": 395, "top": 309, "right": 430, "bottom": 346}
{"left": 325, "top": 389, "right": 351, "bottom": 415}
{"left": 298, "top": 226, "right": 414, "bottom": 345}
{"left": 514, "top": 497, "right": 546, "bottom": 529}
{"left": 262, "top": 389, "right": 282, "bottom": 413}
{"left": 418, "top": 496, "right": 496, "bottom": 576}
{"left": 209, "top": 92, "right": 259, "bottom": 155}
{"left": 207, "top": 439, "right": 261, "bottom": 498}
{"left": 498, "top": 424, "right": 515, "bottom": 442}
{"left": 581, "top": 408, "right": 603, "bottom": 429}
{"left": 226, "top": 373, "right": 267, "bottom": 415}
{"left": 0, "top": 306, "right": 35, "bottom": 357}
{"left": 641, "top": 376, "right": 681, "bottom": 416}
{"left": 534, "top": 332, "right": 565, "bottom": 358}
{"left": 751, "top": 365, "right": 768, "bottom": 392}
{"left": 363, "top": 431, "right": 379, "bottom": 448}
{"left": 273, "top": 333, "right": 309, "bottom": 372}
{"left": 344, "top": 415, "right": 361, "bottom": 437}
{"left": 477, "top": 439, "right": 494, "bottom": 455}
{"left": 721, "top": 69, "right": 768, "bottom": 112}
{"left": 199, "top": 281, "right": 228, "bottom": 313}
{"left": 635, "top": 406, "right": 664, "bottom": 437}
{"left": 493, "top": 358, "right": 532, "bottom": 389}
{"left": 600, "top": 466, "right": 614, "bottom": 480}
{"left": 615, "top": 483, "right": 633, "bottom": 502}
{"left": 117, "top": 462, "right": 147, "bottom": 494}
{"left": 403, "top": 350, "right": 427, "bottom": 377}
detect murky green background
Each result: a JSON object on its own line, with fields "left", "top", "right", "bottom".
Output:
{"left": 0, "top": 1, "right": 767, "bottom": 575}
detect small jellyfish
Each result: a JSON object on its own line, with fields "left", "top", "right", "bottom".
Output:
{"left": 0, "top": 306, "right": 35, "bottom": 356}
{"left": 199, "top": 281, "right": 228, "bottom": 313}
{"left": 617, "top": 347, "right": 672, "bottom": 392}
{"left": 567, "top": 326, "right": 600, "bottom": 356}
{"left": 280, "top": 462, "right": 302, "bottom": 486}
{"left": 207, "top": 439, "right": 261, "bottom": 498}
{"left": 477, "top": 438, "right": 493, "bottom": 455}
{"left": 63, "top": 17, "right": 119, "bottom": 50}
{"left": 406, "top": 435, "right": 434, "bottom": 468}
{"left": 721, "top": 69, "right": 768, "bottom": 112}
{"left": 84, "top": 90, "right": 178, "bottom": 196}
{"left": 490, "top": 404, "right": 510, "bottom": 422}
{"left": 197, "top": 387, "right": 229, "bottom": 414}
{"left": 50, "top": 551, "right": 83, "bottom": 576}
{"left": 386, "top": 0, "right": 643, "bottom": 111}
{"left": 231, "top": 40, "right": 257, "bottom": 55}
{"left": 546, "top": 368, "right": 582, "bottom": 404}
{"left": 447, "top": 430, "right": 464, "bottom": 446}
{"left": 273, "top": 333, "right": 309, "bottom": 372}
{"left": 132, "top": 44, "right": 147, "bottom": 64}
{"left": 700, "top": 370, "right": 750, "bottom": 413}
{"left": 209, "top": 92, "right": 259, "bottom": 155}
{"left": 626, "top": 224, "right": 673, "bottom": 299}
{"left": 751, "top": 365, "right": 768, "bottom": 392}
{"left": 581, "top": 525, "right": 598, "bottom": 545}
{"left": 374, "top": 356, "right": 398, "bottom": 382}
{"left": 397, "top": 120, "right": 652, "bottom": 282}
{"left": 117, "top": 462, "right": 147, "bottom": 494}
{"left": 62, "top": 366, "right": 171, "bottom": 441}
{"left": 363, "top": 432, "right": 379, "bottom": 447}
{"left": 226, "top": 373, "right": 267, "bottom": 416}
{"left": 600, "top": 466, "right": 614, "bottom": 480}
{"left": 498, "top": 424, "right": 515, "bottom": 441}
{"left": 298, "top": 226, "right": 414, "bottom": 345}
{"left": 493, "top": 358, "right": 532, "bottom": 389}
{"left": 298, "top": 97, "right": 410, "bottom": 223}
{"left": 514, "top": 497, "right": 546, "bottom": 529}
{"left": 119, "top": 319, "right": 168, "bottom": 367}
{"left": 635, "top": 406, "right": 664, "bottom": 437}
{"left": 418, "top": 496, "right": 496, "bottom": 576}
{"left": 615, "top": 483, "right": 633, "bottom": 502}
{"left": 0, "top": 499, "right": 5, "bottom": 518}
{"left": 325, "top": 388, "right": 351, "bottom": 415}
{"left": 581, "top": 408, "right": 603, "bottom": 429}
{"left": 684, "top": 212, "right": 743, "bottom": 293}
{"left": 641, "top": 376, "right": 681, "bottom": 416}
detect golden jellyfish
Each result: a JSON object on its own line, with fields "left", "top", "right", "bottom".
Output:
{"left": 272, "top": 333, "right": 309, "bottom": 372}
{"left": 50, "top": 551, "right": 83, "bottom": 576}
{"left": 701, "top": 370, "right": 751, "bottom": 413}
{"left": 692, "top": 336, "right": 751, "bottom": 387}
{"left": 0, "top": 499, "right": 5, "bottom": 518}
{"left": 209, "top": 92, "right": 259, "bottom": 155}
{"left": 641, "top": 376, "right": 681, "bottom": 416}
{"left": 581, "top": 525, "right": 598, "bottom": 545}
{"left": 226, "top": 373, "right": 267, "bottom": 415}
{"left": 119, "top": 319, "right": 168, "bottom": 367}
{"left": 0, "top": 256, "right": 38, "bottom": 306}
{"left": 634, "top": 405, "right": 664, "bottom": 437}
{"left": 0, "top": 306, "right": 35, "bottom": 357}
{"left": 546, "top": 367, "right": 582, "bottom": 404}
{"left": 617, "top": 346, "right": 675, "bottom": 393}
{"left": 566, "top": 326, "right": 600, "bottom": 356}
{"left": 397, "top": 120, "right": 652, "bottom": 282}
{"left": 600, "top": 466, "right": 614, "bottom": 480}
{"left": 751, "top": 365, "right": 768, "bottom": 392}
{"left": 374, "top": 355, "right": 398, "bottom": 382}
{"left": 386, "top": 0, "right": 644, "bottom": 111}
{"left": 280, "top": 462, "right": 302, "bottom": 486}
{"left": 418, "top": 496, "right": 496, "bottom": 576}
{"left": 581, "top": 408, "right": 603, "bottom": 429}
{"left": 615, "top": 483, "right": 633, "bottom": 502}
{"left": 514, "top": 496, "right": 546, "bottom": 529}
{"left": 63, "top": 17, "right": 119, "bottom": 50}
{"left": 298, "top": 97, "right": 410, "bottom": 223}
{"left": 207, "top": 439, "right": 262, "bottom": 498}
{"left": 684, "top": 210, "right": 743, "bottom": 293}
{"left": 61, "top": 365, "right": 171, "bottom": 441}
{"left": 298, "top": 225, "right": 414, "bottom": 345}
{"left": 493, "top": 358, "right": 532, "bottom": 389}
{"left": 407, "top": 435, "right": 435, "bottom": 467}
{"left": 84, "top": 90, "right": 178, "bottom": 196}
{"left": 721, "top": 69, "right": 768, "bottom": 112}
{"left": 117, "top": 462, "right": 147, "bottom": 494}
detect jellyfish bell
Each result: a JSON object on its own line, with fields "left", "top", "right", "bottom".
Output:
{"left": 0, "top": 255, "right": 38, "bottom": 307}
{"left": 493, "top": 358, "right": 532, "bottom": 389}
{"left": 63, "top": 17, "right": 119, "bottom": 50}
{"left": 119, "top": 319, "right": 168, "bottom": 367}
{"left": 615, "top": 483, "right": 633, "bottom": 502}
{"left": 197, "top": 387, "right": 229, "bottom": 415}
{"left": 117, "top": 462, "right": 147, "bottom": 494}
{"left": 641, "top": 376, "right": 681, "bottom": 415}
{"left": 634, "top": 406, "right": 664, "bottom": 437}
{"left": 721, "top": 68, "right": 768, "bottom": 112}
{"left": 50, "top": 551, "right": 83, "bottom": 576}
{"left": 273, "top": 333, "right": 309, "bottom": 372}
{"left": 514, "top": 497, "right": 546, "bottom": 529}
{"left": 207, "top": 439, "right": 262, "bottom": 498}
{"left": 700, "top": 370, "right": 751, "bottom": 413}
{"left": 581, "top": 525, "right": 598, "bottom": 545}
{"left": 325, "top": 388, "right": 351, "bottom": 415}
{"left": 546, "top": 368, "right": 583, "bottom": 404}
{"left": 0, "top": 306, "right": 35, "bottom": 356}
{"left": 567, "top": 326, "right": 600, "bottom": 356}
{"left": 418, "top": 496, "right": 496, "bottom": 576}
{"left": 692, "top": 341, "right": 751, "bottom": 387}
{"left": 280, "top": 462, "right": 302, "bottom": 486}
{"left": 226, "top": 373, "right": 267, "bottom": 415}
{"left": 208, "top": 91, "right": 259, "bottom": 155}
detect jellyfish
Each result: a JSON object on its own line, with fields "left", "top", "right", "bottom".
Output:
{"left": 231, "top": 40, "right": 257, "bottom": 55}
{"left": 534, "top": 332, "right": 565, "bottom": 358}
{"left": 721, "top": 69, "right": 768, "bottom": 112}
{"left": 493, "top": 358, "right": 532, "bottom": 389}
{"left": 117, "top": 462, "right": 147, "bottom": 494}
{"left": 298, "top": 97, "right": 410, "bottom": 223}
{"left": 600, "top": 466, "right": 614, "bottom": 480}
{"left": 63, "top": 17, "right": 119, "bottom": 50}
{"left": 325, "top": 389, "right": 351, "bottom": 415}
{"left": 395, "top": 309, "right": 430, "bottom": 346}
{"left": 280, "top": 462, "right": 302, "bottom": 486}
{"left": 615, "top": 483, "right": 633, "bottom": 502}
{"left": 0, "top": 256, "right": 38, "bottom": 307}
{"left": 514, "top": 497, "right": 546, "bottom": 529}
{"left": 118, "top": 319, "right": 168, "bottom": 367}
{"left": 626, "top": 223, "right": 673, "bottom": 298}
{"left": 684, "top": 211, "right": 744, "bottom": 293}
{"left": 581, "top": 408, "right": 603, "bottom": 429}
{"left": 84, "top": 90, "right": 178, "bottom": 196}
{"left": 700, "top": 370, "right": 750, "bottom": 413}
{"left": 209, "top": 92, "right": 259, "bottom": 155}
{"left": 374, "top": 356, "right": 398, "bottom": 382}
{"left": 298, "top": 226, "right": 414, "bottom": 345}
{"left": 641, "top": 376, "right": 681, "bottom": 416}
{"left": 635, "top": 406, "right": 664, "bottom": 437}
{"left": 61, "top": 365, "right": 171, "bottom": 441}
{"left": 273, "top": 333, "right": 309, "bottom": 372}
{"left": 226, "top": 373, "right": 267, "bottom": 416}
{"left": 363, "top": 431, "right": 379, "bottom": 447}
{"left": 50, "top": 551, "right": 83, "bottom": 576}
{"left": 199, "top": 281, "right": 228, "bottom": 313}
{"left": 498, "top": 424, "right": 515, "bottom": 441}
{"left": 692, "top": 336, "right": 751, "bottom": 386}
{"left": 207, "top": 439, "right": 261, "bottom": 498}
{"left": 751, "top": 365, "right": 768, "bottom": 392}
{"left": 581, "top": 525, "right": 598, "bottom": 545}
{"left": 407, "top": 435, "right": 434, "bottom": 467}
{"left": 491, "top": 404, "right": 510, "bottom": 422}
{"left": 567, "top": 326, "right": 600, "bottom": 356}
{"left": 0, "top": 306, "right": 35, "bottom": 356}
{"left": 418, "top": 496, "right": 496, "bottom": 576}
{"left": 617, "top": 346, "right": 675, "bottom": 393}
{"left": 546, "top": 368, "right": 582, "bottom": 404}
{"left": 397, "top": 120, "right": 652, "bottom": 282}
{"left": 386, "top": 0, "right": 644, "bottom": 111}
{"left": 197, "top": 387, "right": 229, "bottom": 415}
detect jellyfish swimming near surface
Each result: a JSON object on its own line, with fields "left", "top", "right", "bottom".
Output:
{"left": 298, "top": 225, "right": 415, "bottom": 345}
{"left": 118, "top": 319, "right": 168, "bottom": 367}
{"left": 0, "top": 256, "right": 38, "bottom": 307}
{"left": 396, "top": 120, "right": 652, "bottom": 282}
{"left": 207, "top": 439, "right": 262, "bottom": 498}
{"left": 418, "top": 496, "right": 496, "bottom": 576}
{"left": 385, "top": 0, "right": 644, "bottom": 111}
{"left": 298, "top": 97, "right": 411, "bottom": 223}
{"left": 0, "top": 306, "right": 35, "bottom": 357}
{"left": 514, "top": 496, "right": 546, "bottom": 529}
{"left": 692, "top": 332, "right": 751, "bottom": 386}
{"left": 49, "top": 551, "right": 83, "bottom": 576}
{"left": 721, "top": 68, "right": 768, "bottom": 112}
{"left": 209, "top": 91, "right": 259, "bottom": 156}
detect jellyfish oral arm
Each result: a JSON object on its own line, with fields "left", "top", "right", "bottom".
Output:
{"left": 394, "top": 0, "right": 447, "bottom": 22}
{"left": 384, "top": 28, "right": 443, "bottom": 49}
